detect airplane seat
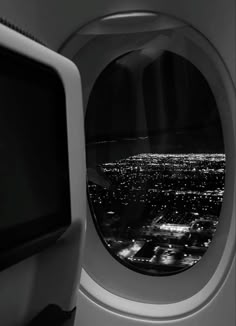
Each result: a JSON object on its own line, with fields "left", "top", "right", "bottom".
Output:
{"left": 27, "top": 305, "right": 76, "bottom": 326}
{"left": 0, "top": 20, "right": 86, "bottom": 326}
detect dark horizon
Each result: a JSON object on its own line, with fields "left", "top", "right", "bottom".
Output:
{"left": 86, "top": 139, "right": 225, "bottom": 168}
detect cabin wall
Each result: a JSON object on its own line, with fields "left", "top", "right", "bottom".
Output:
{"left": 0, "top": 0, "right": 234, "bottom": 84}
{"left": 75, "top": 258, "right": 235, "bottom": 325}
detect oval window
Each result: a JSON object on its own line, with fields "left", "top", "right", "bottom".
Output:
{"left": 85, "top": 50, "right": 226, "bottom": 276}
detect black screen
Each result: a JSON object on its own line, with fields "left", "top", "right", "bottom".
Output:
{"left": 0, "top": 45, "right": 71, "bottom": 267}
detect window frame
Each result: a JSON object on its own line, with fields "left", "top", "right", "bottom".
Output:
{"left": 64, "top": 16, "right": 235, "bottom": 319}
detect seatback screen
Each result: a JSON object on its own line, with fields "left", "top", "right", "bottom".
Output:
{"left": 0, "top": 45, "right": 71, "bottom": 266}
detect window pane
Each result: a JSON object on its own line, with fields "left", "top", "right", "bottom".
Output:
{"left": 86, "top": 51, "right": 225, "bottom": 276}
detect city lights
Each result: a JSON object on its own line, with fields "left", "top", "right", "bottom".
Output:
{"left": 88, "top": 153, "right": 225, "bottom": 275}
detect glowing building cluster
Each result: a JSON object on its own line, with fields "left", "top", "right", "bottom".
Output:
{"left": 88, "top": 153, "right": 225, "bottom": 275}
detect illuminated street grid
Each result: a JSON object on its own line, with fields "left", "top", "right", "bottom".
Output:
{"left": 88, "top": 153, "right": 225, "bottom": 275}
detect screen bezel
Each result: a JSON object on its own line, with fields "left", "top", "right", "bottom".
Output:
{"left": 0, "top": 23, "right": 86, "bottom": 272}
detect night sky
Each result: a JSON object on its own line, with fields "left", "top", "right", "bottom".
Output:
{"left": 86, "top": 51, "right": 224, "bottom": 166}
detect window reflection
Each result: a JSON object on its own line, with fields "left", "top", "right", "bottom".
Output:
{"left": 86, "top": 51, "right": 225, "bottom": 276}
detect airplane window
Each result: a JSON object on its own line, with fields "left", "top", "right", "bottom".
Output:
{"left": 86, "top": 50, "right": 225, "bottom": 276}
